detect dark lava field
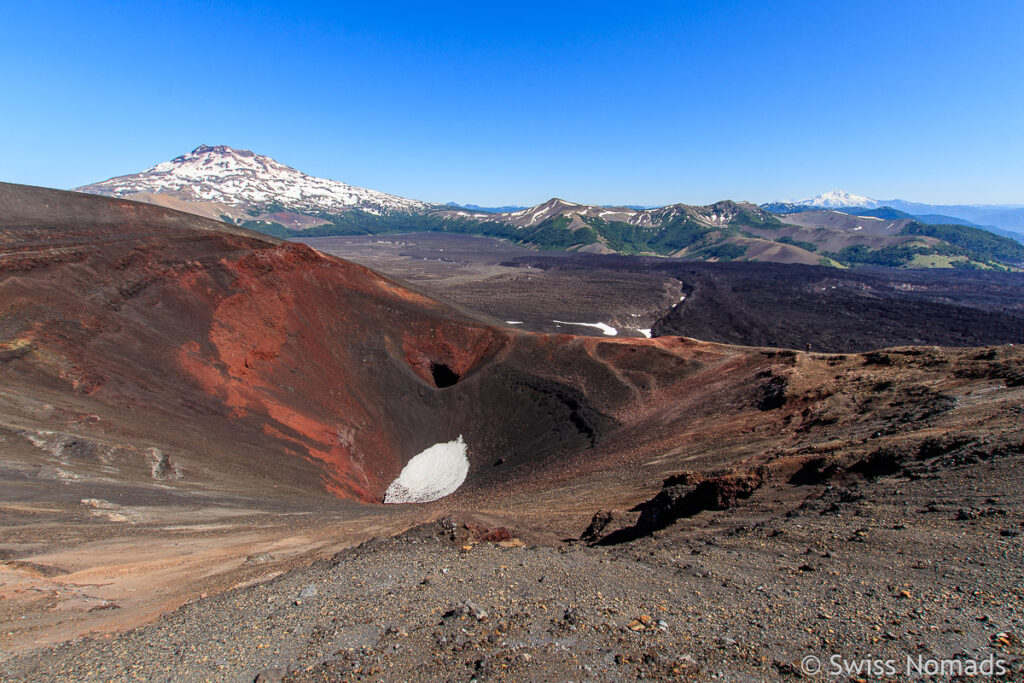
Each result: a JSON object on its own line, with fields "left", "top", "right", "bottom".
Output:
{"left": 302, "top": 234, "right": 1024, "bottom": 352}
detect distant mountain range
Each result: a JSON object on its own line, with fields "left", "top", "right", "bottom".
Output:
{"left": 446, "top": 203, "right": 528, "bottom": 214}
{"left": 765, "top": 190, "right": 1024, "bottom": 242}
{"left": 75, "top": 148, "right": 1024, "bottom": 270}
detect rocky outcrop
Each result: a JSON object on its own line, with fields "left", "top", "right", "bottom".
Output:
{"left": 594, "top": 470, "right": 766, "bottom": 544}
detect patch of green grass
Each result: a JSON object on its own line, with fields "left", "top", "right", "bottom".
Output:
{"left": 241, "top": 220, "right": 292, "bottom": 239}
{"left": 776, "top": 235, "right": 818, "bottom": 252}
{"left": 690, "top": 242, "right": 748, "bottom": 261}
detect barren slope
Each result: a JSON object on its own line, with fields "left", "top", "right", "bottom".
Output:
{"left": 1, "top": 184, "right": 1022, "bottom": 675}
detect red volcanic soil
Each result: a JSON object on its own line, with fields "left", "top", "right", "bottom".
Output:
{"left": 2, "top": 184, "right": 511, "bottom": 502}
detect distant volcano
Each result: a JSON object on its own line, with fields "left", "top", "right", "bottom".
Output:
{"left": 76, "top": 144, "right": 434, "bottom": 216}
{"left": 791, "top": 189, "right": 882, "bottom": 209}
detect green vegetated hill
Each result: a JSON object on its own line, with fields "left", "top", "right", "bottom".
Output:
{"left": 240, "top": 199, "right": 1024, "bottom": 271}
{"left": 813, "top": 222, "right": 1024, "bottom": 270}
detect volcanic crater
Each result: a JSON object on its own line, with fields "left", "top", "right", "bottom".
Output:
{"left": 1, "top": 183, "right": 1022, "bottom": 680}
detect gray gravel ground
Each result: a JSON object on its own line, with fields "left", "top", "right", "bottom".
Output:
{"left": 3, "top": 452, "right": 1021, "bottom": 682}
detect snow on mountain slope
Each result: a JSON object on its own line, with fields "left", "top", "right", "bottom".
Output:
{"left": 77, "top": 145, "right": 433, "bottom": 216}
{"left": 794, "top": 190, "right": 881, "bottom": 209}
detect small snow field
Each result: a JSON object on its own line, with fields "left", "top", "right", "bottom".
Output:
{"left": 383, "top": 436, "right": 469, "bottom": 504}
{"left": 552, "top": 320, "right": 618, "bottom": 336}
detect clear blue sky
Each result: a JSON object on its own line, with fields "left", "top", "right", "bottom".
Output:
{"left": 1, "top": 1, "right": 1022, "bottom": 206}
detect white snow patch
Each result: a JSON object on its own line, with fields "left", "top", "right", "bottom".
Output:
{"left": 504, "top": 320, "right": 523, "bottom": 325}
{"left": 552, "top": 320, "right": 618, "bottom": 336}
{"left": 384, "top": 436, "right": 469, "bottom": 504}
{"left": 638, "top": 328, "right": 652, "bottom": 338}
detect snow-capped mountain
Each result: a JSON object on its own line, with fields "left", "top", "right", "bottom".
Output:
{"left": 793, "top": 190, "right": 882, "bottom": 209}
{"left": 77, "top": 145, "right": 433, "bottom": 216}
{"left": 762, "top": 190, "right": 883, "bottom": 215}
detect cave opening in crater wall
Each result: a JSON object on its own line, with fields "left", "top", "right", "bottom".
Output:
{"left": 430, "top": 362, "right": 461, "bottom": 388}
